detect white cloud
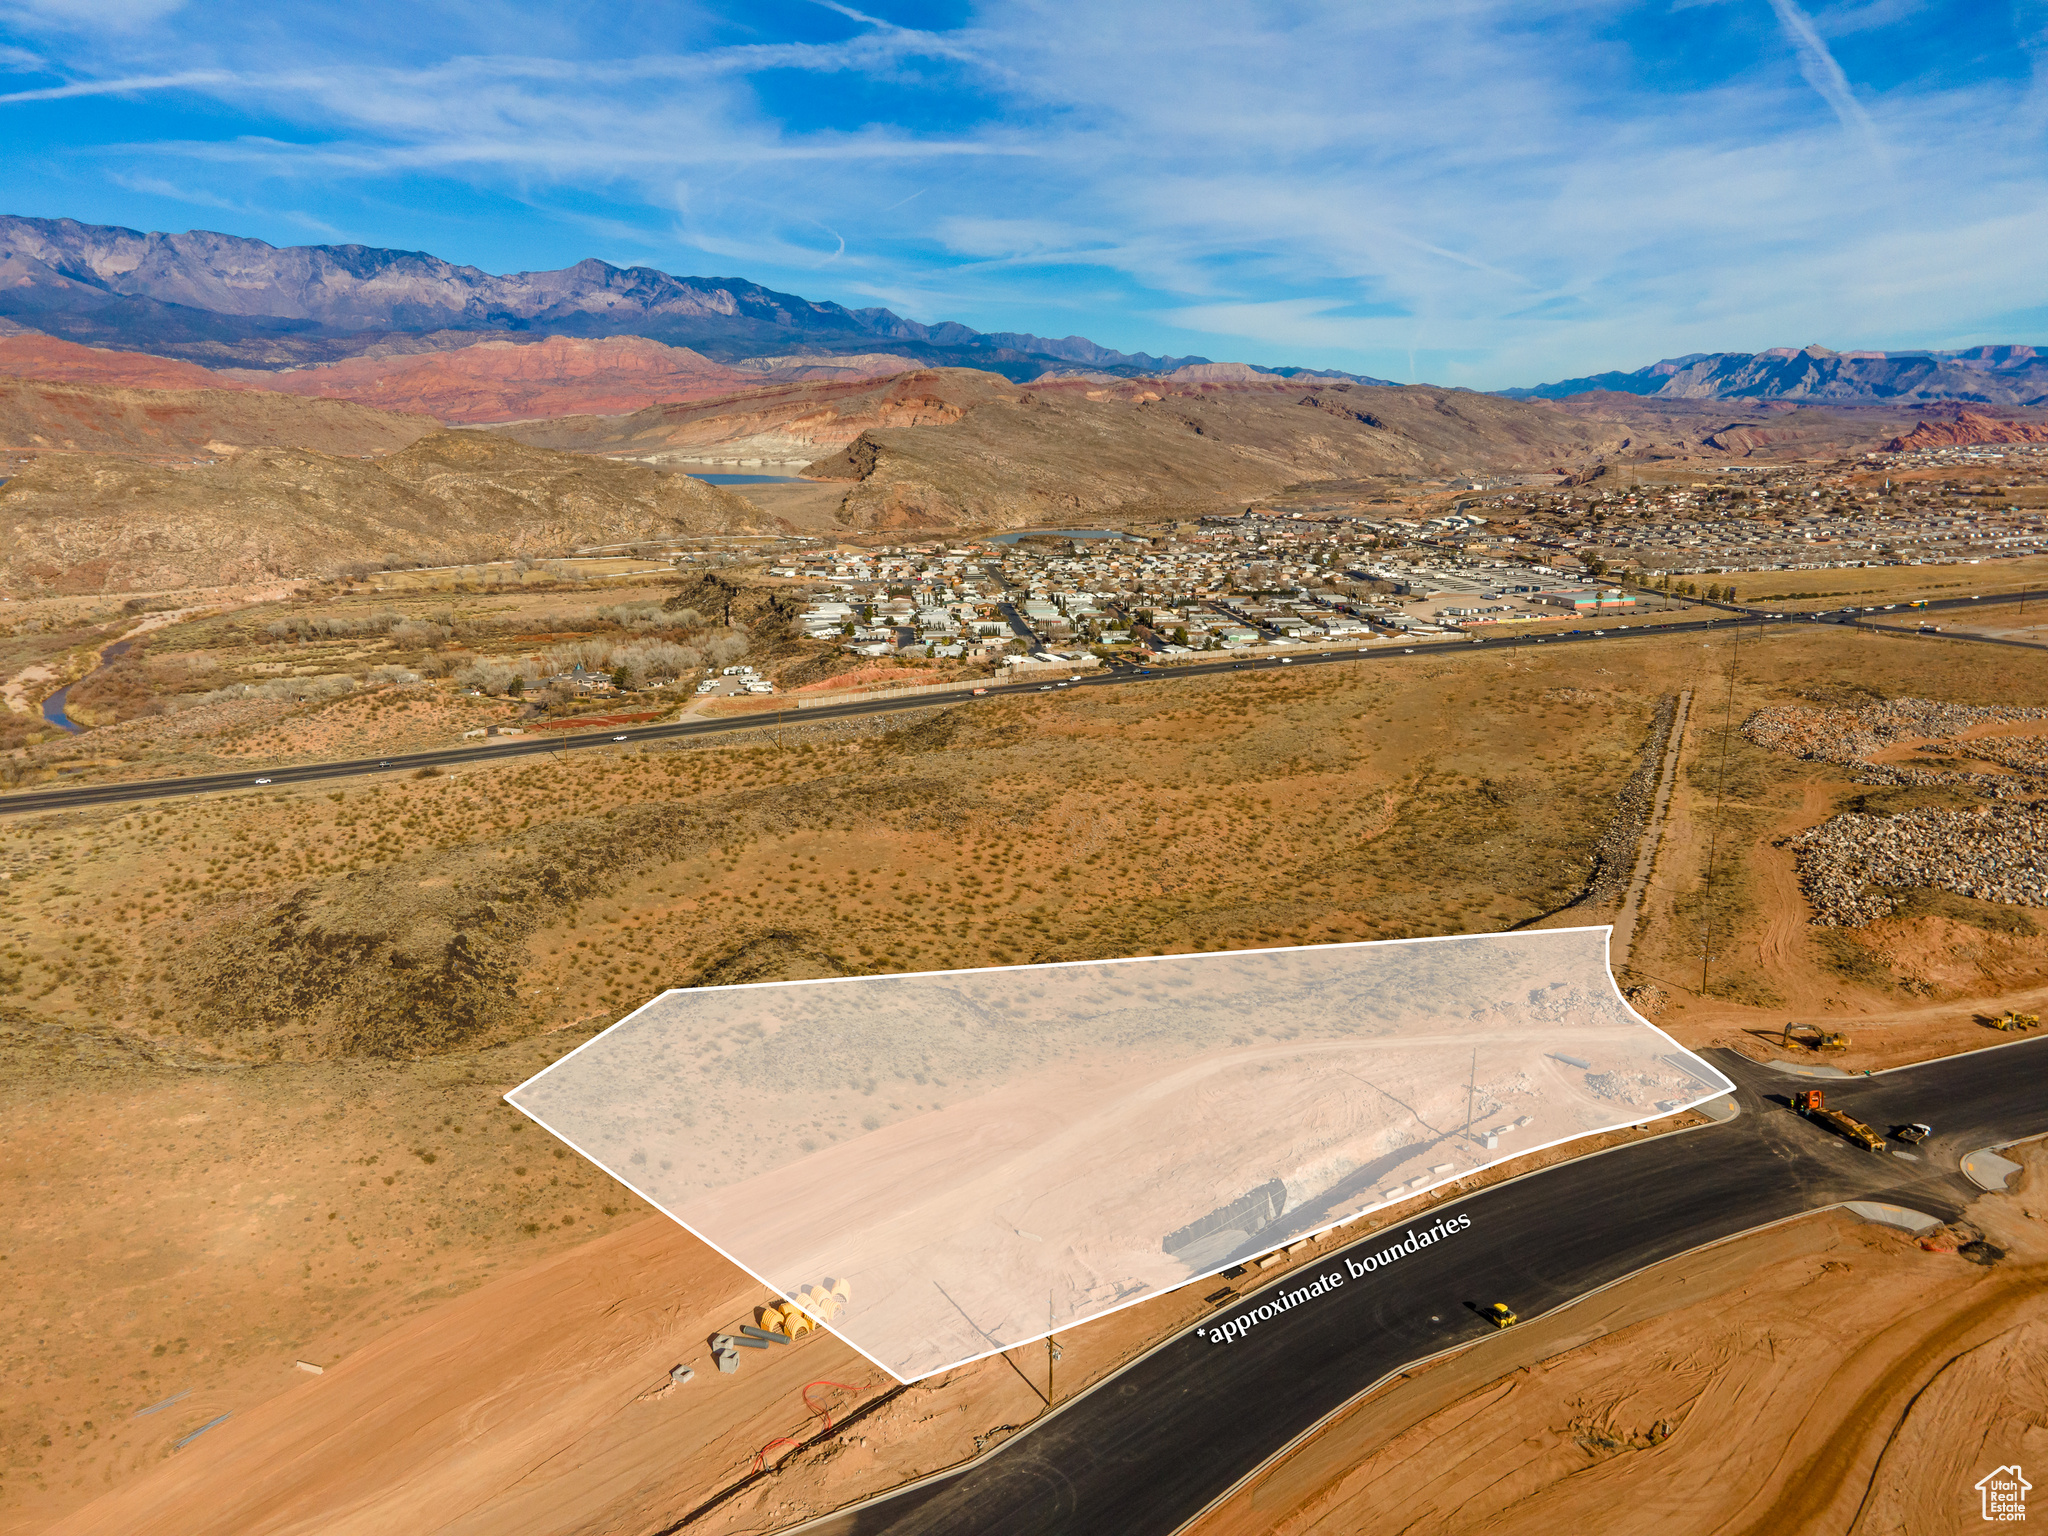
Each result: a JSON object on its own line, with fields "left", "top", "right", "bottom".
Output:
{"left": 1, "top": 0, "right": 2039, "bottom": 385}
{"left": 0, "top": 0, "right": 185, "bottom": 29}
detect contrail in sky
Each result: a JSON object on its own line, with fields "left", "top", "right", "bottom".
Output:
{"left": 1766, "top": 0, "right": 1890, "bottom": 169}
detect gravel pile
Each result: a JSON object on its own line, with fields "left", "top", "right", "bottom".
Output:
{"left": 1744, "top": 699, "right": 2048, "bottom": 767}
{"left": 1868, "top": 763, "right": 2044, "bottom": 802}
{"left": 1791, "top": 805, "right": 2048, "bottom": 926}
{"left": 1585, "top": 693, "right": 1680, "bottom": 902}
{"left": 1938, "top": 733, "right": 2048, "bottom": 778}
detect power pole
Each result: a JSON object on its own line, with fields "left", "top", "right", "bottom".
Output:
{"left": 1046, "top": 1290, "right": 1058, "bottom": 1408}
{"left": 1464, "top": 1049, "right": 1476, "bottom": 1143}
{"left": 1699, "top": 618, "right": 1742, "bottom": 995}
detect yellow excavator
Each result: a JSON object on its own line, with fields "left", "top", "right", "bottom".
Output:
{"left": 1783, "top": 1022, "right": 1850, "bottom": 1052}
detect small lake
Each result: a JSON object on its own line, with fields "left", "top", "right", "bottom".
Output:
{"left": 987, "top": 528, "right": 1143, "bottom": 545}
{"left": 686, "top": 473, "right": 811, "bottom": 485}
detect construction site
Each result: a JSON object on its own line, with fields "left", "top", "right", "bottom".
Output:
{"left": 508, "top": 931, "right": 1732, "bottom": 1380}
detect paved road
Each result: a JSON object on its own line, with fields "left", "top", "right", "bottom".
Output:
{"left": 796, "top": 1038, "right": 2048, "bottom": 1536}
{"left": 5, "top": 588, "right": 2041, "bottom": 818}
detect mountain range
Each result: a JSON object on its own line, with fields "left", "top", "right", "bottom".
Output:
{"left": 0, "top": 214, "right": 1225, "bottom": 380}
{"left": 1, "top": 216, "right": 2040, "bottom": 408}
{"left": 1501, "top": 344, "right": 2048, "bottom": 407}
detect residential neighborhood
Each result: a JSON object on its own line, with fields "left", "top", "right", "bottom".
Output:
{"left": 758, "top": 442, "right": 2048, "bottom": 664}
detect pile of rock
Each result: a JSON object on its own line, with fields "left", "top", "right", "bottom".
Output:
{"left": 1791, "top": 805, "right": 2048, "bottom": 926}
{"left": 1940, "top": 733, "right": 2048, "bottom": 778}
{"left": 1870, "top": 762, "right": 2043, "bottom": 802}
{"left": 1584, "top": 693, "right": 1680, "bottom": 903}
{"left": 1744, "top": 698, "right": 2048, "bottom": 767}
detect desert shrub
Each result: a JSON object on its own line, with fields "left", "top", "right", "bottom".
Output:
{"left": 454, "top": 662, "right": 522, "bottom": 696}
{"left": 155, "top": 673, "right": 357, "bottom": 713}
{"left": 596, "top": 602, "right": 689, "bottom": 630}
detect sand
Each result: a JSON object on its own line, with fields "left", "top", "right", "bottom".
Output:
{"left": 26, "top": 1100, "right": 1719, "bottom": 1536}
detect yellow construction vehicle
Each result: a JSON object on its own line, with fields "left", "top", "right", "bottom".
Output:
{"left": 1485, "top": 1303, "right": 1518, "bottom": 1329}
{"left": 1990, "top": 1010, "right": 2040, "bottom": 1032}
{"left": 1783, "top": 1022, "right": 1850, "bottom": 1052}
{"left": 1792, "top": 1089, "right": 1887, "bottom": 1151}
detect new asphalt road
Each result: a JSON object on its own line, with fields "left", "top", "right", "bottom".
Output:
{"left": 794, "top": 1038, "right": 2048, "bottom": 1536}
{"left": 4, "top": 588, "right": 2041, "bottom": 818}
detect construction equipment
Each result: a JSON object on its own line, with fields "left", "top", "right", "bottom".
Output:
{"left": 1892, "top": 1122, "right": 1932, "bottom": 1145}
{"left": 1990, "top": 1010, "right": 2040, "bottom": 1032}
{"left": 1783, "top": 1022, "right": 1849, "bottom": 1052}
{"left": 1791, "top": 1089, "right": 1887, "bottom": 1151}
{"left": 1484, "top": 1303, "right": 1518, "bottom": 1329}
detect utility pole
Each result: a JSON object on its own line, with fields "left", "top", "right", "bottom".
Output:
{"left": 1699, "top": 618, "right": 1742, "bottom": 996}
{"left": 1046, "top": 1290, "right": 1058, "bottom": 1408}
{"left": 1464, "top": 1049, "right": 1476, "bottom": 1144}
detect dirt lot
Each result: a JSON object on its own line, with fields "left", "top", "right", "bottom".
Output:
{"left": 1604, "top": 622, "right": 2048, "bottom": 1071}
{"left": 12, "top": 1067, "right": 1713, "bottom": 1536}
{"left": 5, "top": 619, "right": 2048, "bottom": 1532}
{"left": 1726, "top": 552, "right": 2048, "bottom": 610}
{"left": 1188, "top": 1141, "right": 2048, "bottom": 1536}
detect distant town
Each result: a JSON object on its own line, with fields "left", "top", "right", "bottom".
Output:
{"left": 747, "top": 442, "right": 2048, "bottom": 670}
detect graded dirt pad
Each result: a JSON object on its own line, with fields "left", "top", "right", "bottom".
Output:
{"left": 0, "top": 1019, "right": 650, "bottom": 1536}
{"left": 0, "top": 377, "right": 434, "bottom": 460}
{"left": 0, "top": 431, "right": 767, "bottom": 594}
{"left": 512, "top": 932, "right": 1726, "bottom": 1380}
{"left": 18, "top": 1077, "right": 1714, "bottom": 1536}
{"left": 1185, "top": 1143, "right": 2048, "bottom": 1536}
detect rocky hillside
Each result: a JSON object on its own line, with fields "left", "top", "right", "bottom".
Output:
{"left": 0, "top": 375, "right": 437, "bottom": 458}
{"left": 0, "top": 431, "right": 769, "bottom": 594}
{"left": 213, "top": 335, "right": 780, "bottom": 423}
{"left": 493, "top": 369, "right": 1008, "bottom": 465}
{"left": 798, "top": 377, "right": 1653, "bottom": 529}
{"left": 505, "top": 370, "right": 1931, "bottom": 530}
{"left": 1883, "top": 410, "right": 2048, "bottom": 452}
{"left": 0, "top": 332, "right": 233, "bottom": 390}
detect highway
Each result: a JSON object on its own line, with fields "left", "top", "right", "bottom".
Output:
{"left": 793, "top": 1038, "right": 2048, "bottom": 1536}
{"left": 3, "top": 586, "right": 2040, "bottom": 818}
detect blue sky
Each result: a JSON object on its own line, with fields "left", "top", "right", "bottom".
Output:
{"left": 1, "top": 0, "right": 2043, "bottom": 388}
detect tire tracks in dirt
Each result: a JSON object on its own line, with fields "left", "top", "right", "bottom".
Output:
{"left": 1724, "top": 1262, "right": 2048, "bottom": 1536}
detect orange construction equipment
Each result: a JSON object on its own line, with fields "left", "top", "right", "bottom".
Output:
{"left": 1791, "top": 1088, "right": 1886, "bottom": 1151}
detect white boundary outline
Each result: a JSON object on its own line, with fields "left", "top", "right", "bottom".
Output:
{"left": 502, "top": 924, "right": 1735, "bottom": 1384}
{"left": 779, "top": 1109, "right": 2048, "bottom": 1535}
